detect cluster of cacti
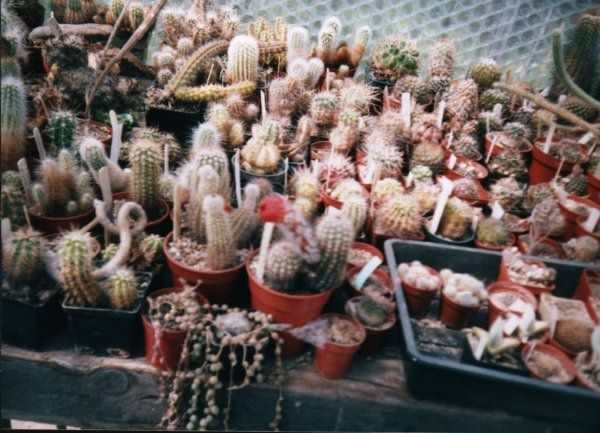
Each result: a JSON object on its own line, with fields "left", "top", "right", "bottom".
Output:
{"left": 315, "top": 16, "right": 372, "bottom": 70}
{"left": 206, "top": 102, "right": 246, "bottom": 150}
{"left": 490, "top": 176, "right": 524, "bottom": 211}
{"left": 1, "top": 170, "right": 27, "bottom": 228}
{"left": 397, "top": 261, "right": 442, "bottom": 291}
{"left": 375, "top": 194, "right": 423, "bottom": 239}
{"left": 488, "top": 150, "right": 527, "bottom": 178}
{"left": 129, "top": 139, "right": 162, "bottom": 216}
{"left": 440, "top": 269, "right": 487, "bottom": 307}
{"left": 310, "top": 90, "right": 339, "bottom": 126}
{"left": 240, "top": 119, "right": 282, "bottom": 174}
{"left": 476, "top": 217, "right": 511, "bottom": 247}
{"left": 369, "top": 36, "right": 419, "bottom": 81}
{"left": 438, "top": 197, "right": 473, "bottom": 240}
{"left": 247, "top": 16, "right": 287, "bottom": 67}
{"left": 330, "top": 110, "right": 361, "bottom": 153}
{"left": 45, "top": 111, "right": 78, "bottom": 154}
{"left": 2, "top": 229, "right": 46, "bottom": 288}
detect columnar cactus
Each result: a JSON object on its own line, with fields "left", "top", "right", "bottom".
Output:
{"left": 306, "top": 58, "right": 325, "bottom": 89}
{"left": 445, "top": 79, "right": 479, "bottom": 127}
{"left": 226, "top": 35, "right": 259, "bottom": 84}
{"left": 79, "top": 136, "right": 129, "bottom": 192}
{"left": 58, "top": 231, "right": 102, "bottom": 306}
{"left": 265, "top": 240, "right": 303, "bottom": 292}
{"left": 177, "top": 37, "right": 195, "bottom": 57}
{"left": 476, "top": 217, "right": 511, "bottom": 247}
{"left": 46, "top": 111, "right": 77, "bottom": 154}
{"left": 286, "top": 26, "right": 310, "bottom": 66}
{"left": 105, "top": 0, "right": 124, "bottom": 24}
{"left": 127, "top": 1, "right": 144, "bottom": 31}
{"left": 427, "top": 37, "right": 455, "bottom": 79}
{"left": 64, "top": 0, "right": 85, "bottom": 24}
{"left": 350, "top": 25, "right": 372, "bottom": 67}
{"left": 206, "top": 103, "right": 245, "bottom": 150}
{"left": 370, "top": 36, "right": 419, "bottom": 81}
{"left": 191, "top": 123, "right": 231, "bottom": 195}
{"left": 188, "top": 165, "right": 222, "bottom": 243}
{"left": 330, "top": 110, "right": 360, "bottom": 153}
{"left": 203, "top": 194, "right": 236, "bottom": 270}
{"left": 2, "top": 229, "right": 46, "bottom": 286}
{"left": 317, "top": 16, "right": 342, "bottom": 65}
{"left": 50, "top": 0, "right": 67, "bottom": 22}
{"left": 129, "top": 139, "right": 161, "bottom": 214}
{"left": 108, "top": 269, "right": 138, "bottom": 310}
{"left": 341, "top": 195, "right": 368, "bottom": 238}
{"left": 174, "top": 81, "right": 257, "bottom": 103}
{"left": 438, "top": 198, "right": 473, "bottom": 240}
{"left": 291, "top": 167, "right": 320, "bottom": 220}
{"left": 1, "top": 183, "right": 26, "bottom": 228}
{"left": 375, "top": 194, "right": 423, "bottom": 239}
{"left": 230, "top": 183, "right": 261, "bottom": 247}
{"left": 0, "top": 77, "right": 26, "bottom": 171}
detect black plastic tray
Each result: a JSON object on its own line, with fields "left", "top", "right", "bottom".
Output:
{"left": 384, "top": 239, "right": 600, "bottom": 428}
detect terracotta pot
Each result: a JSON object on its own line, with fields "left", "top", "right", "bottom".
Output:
{"left": 141, "top": 287, "right": 208, "bottom": 371}
{"left": 515, "top": 235, "right": 565, "bottom": 260}
{"left": 345, "top": 296, "right": 396, "bottom": 355}
{"left": 246, "top": 251, "right": 334, "bottom": 356}
{"left": 439, "top": 291, "right": 478, "bottom": 329}
{"left": 497, "top": 256, "right": 555, "bottom": 296}
{"left": 452, "top": 180, "right": 490, "bottom": 207}
{"left": 29, "top": 206, "right": 95, "bottom": 235}
{"left": 313, "top": 313, "right": 366, "bottom": 379}
{"left": 348, "top": 241, "right": 384, "bottom": 270}
{"left": 310, "top": 140, "right": 333, "bottom": 161}
{"left": 529, "top": 139, "right": 577, "bottom": 185}
{"left": 163, "top": 232, "right": 247, "bottom": 306}
{"left": 445, "top": 157, "right": 488, "bottom": 181}
{"left": 547, "top": 335, "right": 579, "bottom": 358}
{"left": 487, "top": 282, "right": 538, "bottom": 326}
{"left": 424, "top": 224, "right": 475, "bottom": 247}
{"left": 484, "top": 133, "right": 532, "bottom": 158}
{"left": 112, "top": 192, "right": 172, "bottom": 236}
{"left": 355, "top": 148, "right": 367, "bottom": 164}
{"left": 558, "top": 195, "right": 599, "bottom": 239}
{"left": 574, "top": 216, "right": 600, "bottom": 242}
{"left": 400, "top": 265, "right": 441, "bottom": 318}
{"left": 587, "top": 173, "right": 600, "bottom": 203}
{"left": 474, "top": 233, "right": 516, "bottom": 251}
{"left": 522, "top": 342, "right": 577, "bottom": 384}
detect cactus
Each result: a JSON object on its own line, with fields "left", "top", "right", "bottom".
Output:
{"left": 167, "top": 39, "right": 229, "bottom": 92}
{"left": 310, "top": 91, "right": 339, "bottom": 126}
{"left": 127, "top": 1, "right": 144, "bottom": 31}
{"left": 468, "top": 58, "right": 501, "bottom": 88}
{"left": 309, "top": 212, "right": 354, "bottom": 292}
{"left": 129, "top": 139, "right": 161, "bottom": 215}
{"left": 562, "top": 164, "right": 588, "bottom": 196}
{"left": 371, "top": 178, "right": 405, "bottom": 205}
{"left": 339, "top": 83, "right": 376, "bottom": 115}
{"left": 287, "top": 26, "right": 310, "bottom": 66}
{"left": 265, "top": 240, "right": 303, "bottom": 292}
{"left": 559, "top": 96, "right": 598, "bottom": 122}
{"left": 176, "top": 37, "right": 194, "bottom": 57}
{"left": 1, "top": 170, "right": 26, "bottom": 227}
{"left": 479, "top": 88, "right": 509, "bottom": 112}
{"left": 370, "top": 36, "right": 419, "bottom": 81}
{"left": 364, "top": 144, "right": 404, "bottom": 179}
{"left": 240, "top": 120, "right": 282, "bottom": 174}
{"left": 64, "top": 0, "right": 85, "bottom": 24}
{"left": 50, "top": 0, "right": 67, "bottom": 21}
{"left": 350, "top": 25, "right": 372, "bottom": 67}
{"left": 291, "top": 168, "right": 320, "bottom": 219}
{"left": 563, "top": 235, "right": 599, "bottom": 262}
{"left": 316, "top": 16, "right": 342, "bottom": 65}
{"left": 451, "top": 134, "right": 482, "bottom": 161}
{"left": 108, "top": 269, "right": 138, "bottom": 310}
{"left": 476, "top": 217, "right": 511, "bottom": 247}
{"left": 188, "top": 165, "right": 221, "bottom": 243}
{"left": 490, "top": 176, "right": 524, "bottom": 211}
{"left": 79, "top": 136, "right": 129, "bottom": 192}
{"left": 106, "top": 0, "right": 124, "bottom": 24}
{"left": 206, "top": 103, "right": 245, "bottom": 150}
{"left": 438, "top": 198, "right": 473, "bottom": 240}
{"left": 0, "top": 77, "right": 26, "bottom": 171}
{"left": 192, "top": 122, "right": 221, "bottom": 153}
{"left": 410, "top": 141, "right": 446, "bottom": 174}
{"left": 353, "top": 296, "right": 389, "bottom": 328}
{"left": 174, "top": 81, "right": 256, "bottom": 103}
{"left": 101, "top": 243, "right": 119, "bottom": 262}
{"left": 226, "top": 35, "right": 259, "bottom": 84}
{"left": 330, "top": 110, "right": 360, "bottom": 153}
{"left": 503, "top": 121, "right": 533, "bottom": 141}
{"left": 375, "top": 194, "right": 423, "bottom": 239}
{"left": 2, "top": 229, "right": 46, "bottom": 286}
{"left": 488, "top": 150, "right": 527, "bottom": 178}
{"left": 306, "top": 58, "right": 325, "bottom": 89}
{"left": 203, "top": 194, "right": 236, "bottom": 270}
{"left": 58, "top": 231, "right": 102, "bottom": 306}
{"left": 524, "top": 183, "right": 554, "bottom": 211}
{"left": 0, "top": 56, "right": 21, "bottom": 78}
{"left": 125, "top": 127, "right": 183, "bottom": 165}
{"left": 230, "top": 183, "right": 261, "bottom": 247}
{"left": 445, "top": 79, "right": 479, "bottom": 126}
{"left": 139, "top": 234, "right": 163, "bottom": 264}
{"left": 341, "top": 195, "right": 368, "bottom": 238}
{"left": 428, "top": 37, "right": 455, "bottom": 79}
{"left": 46, "top": 111, "right": 77, "bottom": 154}
{"left": 81, "top": 0, "right": 96, "bottom": 21}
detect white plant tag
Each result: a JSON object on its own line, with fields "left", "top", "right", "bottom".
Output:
{"left": 553, "top": 157, "right": 565, "bottom": 181}
{"left": 485, "top": 134, "right": 498, "bottom": 164}
{"left": 519, "top": 305, "right": 536, "bottom": 336}
{"left": 429, "top": 177, "right": 454, "bottom": 234}
{"left": 260, "top": 90, "right": 267, "bottom": 123}
{"left": 234, "top": 150, "right": 242, "bottom": 206}
{"left": 33, "top": 127, "right": 46, "bottom": 160}
{"left": 283, "top": 157, "right": 289, "bottom": 193}
{"left": 447, "top": 153, "right": 457, "bottom": 170}
{"left": 401, "top": 92, "right": 411, "bottom": 128}
{"left": 558, "top": 94, "right": 567, "bottom": 104}
{"left": 256, "top": 222, "right": 275, "bottom": 284}
{"left": 446, "top": 131, "right": 454, "bottom": 150}
{"left": 508, "top": 298, "right": 528, "bottom": 314}
{"left": 491, "top": 201, "right": 505, "bottom": 220}
{"left": 109, "top": 110, "right": 123, "bottom": 163}
{"left": 488, "top": 318, "right": 505, "bottom": 349}
{"left": 492, "top": 103, "right": 503, "bottom": 118}
{"left": 1, "top": 218, "right": 12, "bottom": 244}
{"left": 164, "top": 143, "right": 170, "bottom": 174}
{"left": 540, "top": 87, "right": 550, "bottom": 97}
{"left": 173, "top": 184, "right": 183, "bottom": 242}
{"left": 579, "top": 132, "right": 594, "bottom": 145}
{"left": 504, "top": 314, "right": 520, "bottom": 336}
{"left": 436, "top": 100, "right": 446, "bottom": 128}
{"left": 474, "top": 333, "right": 488, "bottom": 360}
{"left": 583, "top": 208, "right": 600, "bottom": 233}
{"left": 405, "top": 172, "right": 414, "bottom": 188}
{"left": 350, "top": 256, "right": 383, "bottom": 291}
{"left": 543, "top": 123, "right": 556, "bottom": 153}
{"left": 17, "top": 158, "right": 33, "bottom": 205}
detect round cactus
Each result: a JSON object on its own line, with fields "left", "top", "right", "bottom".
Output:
{"left": 468, "top": 58, "right": 501, "bottom": 88}
{"left": 226, "top": 35, "right": 259, "bottom": 84}
{"left": 376, "top": 194, "right": 423, "bottom": 239}
{"left": 176, "top": 37, "right": 194, "bottom": 57}
{"left": 139, "top": 234, "right": 163, "bottom": 264}
{"left": 108, "top": 269, "right": 138, "bottom": 310}
{"left": 479, "top": 88, "right": 509, "bottom": 112}
{"left": 192, "top": 122, "right": 221, "bottom": 153}
{"left": 365, "top": 144, "right": 404, "bottom": 179}
{"left": 188, "top": 165, "right": 222, "bottom": 243}
{"left": 3, "top": 229, "right": 45, "bottom": 286}
{"left": 371, "top": 178, "right": 405, "bottom": 205}
{"left": 476, "top": 217, "right": 511, "bottom": 247}
{"left": 310, "top": 91, "right": 339, "bottom": 126}
{"left": 265, "top": 240, "right": 303, "bottom": 292}
{"left": 410, "top": 142, "right": 446, "bottom": 174}
{"left": 353, "top": 296, "right": 389, "bottom": 328}
{"left": 203, "top": 194, "right": 236, "bottom": 270}
{"left": 0, "top": 77, "right": 26, "bottom": 171}
{"left": 127, "top": 1, "right": 145, "bottom": 31}
{"left": 370, "top": 36, "right": 419, "bottom": 81}
{"left": 240, "top": 120, "right": 282, "bottom": 174}
{"left": 438, "top": 197, "right": 473, "bottom": 240}
{"left": 58, "top": 231, "right": 102, "bottom": 306}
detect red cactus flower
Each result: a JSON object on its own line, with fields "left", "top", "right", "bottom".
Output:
{"left": 258, "top": 194, "right": 288, "bottom": 223}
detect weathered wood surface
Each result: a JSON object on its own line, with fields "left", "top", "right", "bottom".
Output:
{"left": 29, "top": 24, "right": 114, "bottom": 41}
{"left": 1, "top": 341, "right": 594, "bottom": 432}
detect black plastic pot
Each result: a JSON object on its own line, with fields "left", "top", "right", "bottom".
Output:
{"left": 1, "top": 289, "right": 65, "bottom": 350}
{"left": 146, "top": 105, "right": 206, "bottom": 144}
{"left": 233, "top": 155, "right": 288, "bottom": 194}
{"left": 424, "top": 225, "right": 475, "bottom": 246}
{"left": 62, "top": 299, "right": 143, "bottom": 357}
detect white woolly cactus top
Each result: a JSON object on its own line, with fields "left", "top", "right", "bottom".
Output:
{"left": 192, "top": 122, "right": 221, "bottom": 152}
{"left": 440, "top": 269, "right": 487, "bottom": 307}
{"left": 397, "top": 261, "right": 442, "bottom": 292}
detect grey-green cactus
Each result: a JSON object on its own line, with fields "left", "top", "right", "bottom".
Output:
{"left": 1, "top": 171, "right": 26, "bottom": 228}
{"left": 46, "top": 111, "right": 77, "bottom": 154}
{"left": 0, "top": 77, "right": 26, "bottom": 171}
{"left": 129, "top": 139, "right": 161, "bottom": 215}
{"left": 265, "top": 240, "right": 303, "bottom": 292}
{"left": 108, "top": 269, "right": 138, "bottom": 310}
{"left": 2, "top": 229, "right": 46, "bottom": 287}
{"left": 203, "top": 194, "right": 236, "bottom": 270}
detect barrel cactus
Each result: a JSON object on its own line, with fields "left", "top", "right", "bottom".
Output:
{"left": 468, "top": 58, "right": 501, "bottom": 88}
{"left": 2, "top": 229, "right": 46, "bottom": 287}
{"left": 476, "top": 217, "right": 511, "bottom": 247}
{"left": 438, "top": 197, "right": 473, "bottom": 240}
{"left": 108, "top": 269, "right": 138, "bottom": 310}
{"left": 375, "top": 194, "right": 423, "bottom": 239}
{"left": 410, "top": 141, "right": 446, "bottom": 174}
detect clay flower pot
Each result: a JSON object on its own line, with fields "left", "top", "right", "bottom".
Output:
{"left": 141, "top": 287, "right": 208, "bottom": 371}
{"left": 246, "top": 251, "right": 334, "bottom": 357}
{"left": 313, "top": 313, "right": 366, "bottom": 379}
{"left": 345, "top": 267, "right": 393, "bottom": 301}
{"left": 529, "top": 138, "right": 578, "bottom": 185}
{"left": 29, "top": 206, "right": 95, "bottom": 235}
{"left": 347, "top": 241, "right": 384, "bottom": 270}
{"left": 439, "top": 291, "right": 479, "bottom": 329}
{"left": 400, "top": 265, "right": 441, "bottom": 318}
{"left": 522, "top": 342, "right": 577, "bottom": 385}
{"left": 345, "top": 296, "right": 397, "bottom": 355}
{"left": 310, "top": 140, "right": 333, "bottom": 161}
{"left": 445, "top": 157, "right": 488, "bottom": 181}
{"left": 474, "top": 232, "right": 517, "bottom": 252}
{"left": 452, "top": 180, "right": 490, "bottom": 207}
{"left": 515, "top": 235, "right": 565, "bottom": 260}
{"left": 497, "top": 256, "right": 555, "bottom": 296}
{"left": 558, "top": 195, "right": 599, "bottom": 239}
{"left": 484, "top": 133, "right": 532, "bottom": 158}
{"left": 587, "top": 173, "right": 600, "bottom": 202}
{"left": 163, "top": 232, "right": 247, "bottom": 306}
{"left": 574, "top": 216, "right": 600, "bottom": 242}
{"left": 487, "top": 282, "right": 538, "bottom": 326}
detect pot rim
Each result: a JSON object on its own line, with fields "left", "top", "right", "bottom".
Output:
{"left": 318, "top": 312, "right": 367, "bottom": 348}
{"left": 345, "top": 296, "right": 397, "bottom": 332}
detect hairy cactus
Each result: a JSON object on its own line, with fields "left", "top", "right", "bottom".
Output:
{"left": 445, "top": 79, "right": 479, "bottom": 127}
{"left": 476, "top": 217, "right": 511, "bottom": 247}
{"left": 64, "top": 0, "right": 86, "bottom": 24}
{"left": 364, "top": 144, "right": 404, "bottom": 180}
{"left": 563, "top": 165, "right": 588, "bottom": 196}
{"left": 79, "top": 136, "right": 129, "bottom": 192}
{"left": 468, "top": 58, "right": 501, "bottom": 88}
{"left": 428, "top": 37, "right": 455, "bottom": 79}
{"left": 563, "top": 236, "right": 599, "bottom": 262}
{"left": 479, "top": 88, "right": 509, "bottom": 112}
{"left": 1, "top": 77, "right": 26, "bottom": 171}
{"left": 559, "top": 96, "right": 598, "bottom": 122}
{"left": 240, "top": 120, "right": 282, "bottom": 174}
{"left": 206, "top": 103, "right": 245, "bottom": 150}
{"left": 350, "top": 25, "right": 372, "bottom": 67}
{"left": 203, "top": 194, "right": 236, "bottom": 270}
{"left": 226, "top": 35, "right": 259, "bottom": 84}
{"left": 287, "top": 26, "right": 310, "bottom": 65}
{"left": 105, "top": 0, "right": 124, "bottom": 24}
{"left": 108, "top": 269, "right": 138, "bottom": 310}
{"left": 127, "top": 1, "right": 144, "bottom": 31}
{"left": 438, "top": 197, "right": 473, "bottom": 240}
{"left": 291, "top": 168, "right": 320, "bottom": 219}
{"left": 341, "top": 194, "right": 368, "bottom": 238}
{"left": 310, "top": 91, "right": 339, "bottom": 126}
{"left": 370, "top": 36, "right": 419, "bottom": 81}
{"left": 371, "top": 178, "right": 405, "bottom": 206}
{"left": 265, "top": 240, "right": 303, "bottom": 292}
{"left": 167, "top": 39, "right": 229, "bottom": 92}
{"left": 488, "top": 150, "right": 527, "bottom": 178}
{"left": 316, "top": 16, "right": 342, "bottom": 65}
{"left": 375, "top": 194, "right": 423, "bottom": 239}
{"left": 188, "top": 165, "right": 221, "bottom": 243}
{"left": 46, "top": 111, "right": 77, "bottom": 154}
{"left": 306, "top": 58, "right": 325, "bottom": 89}
{"left": 353, "top": 296, "right": 390, "bottom": 328}
{"left": 330, "top": 110, "right": 360, "bottom": 153}
{"left": 174, "top": 81, "right": 257, "bottom": 103}
{"left": 129, "top": 139, "right": 161, "bottom": 214}
{"left": 230, "top": 183, "right": 261, "bottom": 247}
{"left": 192, "top": 122, "right": 221, "bottom": 153}
{"left": 2, "top": 229, "right": 46, "bottom": 286}
{"left": 410, "top": 141, "right": 446, "bottom": 174}
{"left": 58, "top": 231, "right": 102, "bottom": 306}
{"left": 339, "top": 83, "right": 376, "bottom": 115}
{"left": 101, "top": 243, "right": 119, "bottom": 262}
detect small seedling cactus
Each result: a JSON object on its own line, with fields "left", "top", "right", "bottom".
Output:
{"left": 108, "top": 269, "right": 138, "bottom": 310}
{"left": 397, "top": 261, "right": 442, "bottom": 291}
{"left": 490, "top": 176, "right": 524, "bottom": 211}
{"left": 440, "top": 269, "right": 487, "bottom": 307}
{"left": 1, "top": 171, "right": 26, "bottom": 228}
{"left": 347, "top": 296, "right": 392, "bottom": 329}
{"left": 468, "top": 58, "right": 501, "bottom": 88}
{"left": 410, "top": 141, "right": 446, "bottom": 174}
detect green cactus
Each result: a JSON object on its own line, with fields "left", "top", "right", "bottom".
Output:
{"left": 265, "top": 240, "right": 303, "bottom": 292}
{"left": 376, "top": 194, "right": 423, "bottom": 239}
{"left": 479, "top": 88, "right": 509, "bottom": 112}
{"left": 2, "top": 229, "right": 46, "bottom": 286}
{"left": 108, "top": 269, "right": 138, "bottom": 310}
{"left": 309, "top": 212, "right": 354, "bottom": 293}
{"left": 476, "top": 217, "right": 511, "bottom": 247}
{"left": 1, "top": 77, "right": 26, "bottom": 171}
{"left": 129, "top": 139, "right": 161, "bottom": 215}
{"left": 79, "top": 136, "right": 108, "bottom": 171}
{"left": 64, "top": 0, "right": 85, "bottom": 24}
{"left": 502, "top": 121, "right": 533, "bottom": 141}
{"left": 203, "top": 194, "right": 236, "bottom": 270}
{"left": 139, "top": 234, "right": 163, "bottom": 264}
{"left": 0, "top": 56, "right": 21, "bottom": 78}
{"left": 559, "top": 96, "right": 598, "bottom": 122}
{"left": 341, "top": 194, "right": 368, "bottom": 238}
{"left": 370, "top": 36, "right": 419, "bottom": 81}
{"left": 1, "top": 171, "right": 26, "bottom": 228}
{"left": 468, "top": 58, "right": 501, "bottom": 88}
{"left": 109, "top": 0, "right": 124, "bottom": 22}
{"left": 187, "top": 165, "right": 221, "bottom": 243}
{"left": 438, "top": 198, "right": 473, "bottom": 240}
{"left": 128, "top": 1, "right": 144, "bottom": 31}
{"left": 46, "top": 111, "right": 77, "bottom": 154}
{"left": 58, "top": 231, "right": 102, "bottom": 306}
{"left": 192, "top": 123, "right": 221, "bottom": 153}
{"left": 226, "top": 35, "right": 259, "bottom": 83}
{"left": 101, "top": 243, "right": 119, "bottom": 262}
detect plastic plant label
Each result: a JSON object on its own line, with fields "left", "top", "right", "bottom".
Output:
{"left": 543, "top": 123, "right": 556, "bottom": 153}
{"left": 436, "top": 100, "right": 446, "bottom": 128}
{"left": 519, "top": 305, "right": 536, "bottom": 336}
{"left": 260, "top": 90, "right": 267, "bottom": 123}
{"left": 558, "top": 94, "right": 567, "bottom": 104}
{"left": 173, "top": 184, "right": 183, "bottom": 241}
{"left": 583, "top": 208, "right": 600, "bottom": 233}
{"left": 109, "top": 110, "right": 123, "bottom": 163}
{"left": 33, "top": 127, "right": 46, "bottom": 160}
{"left": 492, "top": 103, "right": 503, "bottom": 118}
{"left": 429, "top": 177, "right": 454, "bottom": 234}
{"left": 508, "top": 298, "right": 529, "bottom": 314}
{"left": 488, "top": 318, "right": 505, "bottom": 349}
{"left": 1, "top": 218, "right": 12, "bottom": 243}
{"left": 579, "top": 132, "right": 594, "bottom": 145}
{"left": 447, "top": 153, "right": 457, "bottom": 170}
{"left": 553, "top": 157, "right": 565, "bottom": 181}
{"left": 474, "top": 332, "right": 488, "bottom": 360}
{"left": 350, "top": 256, "right": 383, "bottom": 291}
{"left": 401, "top": 92, "right": 411, "bottom": 128}
{"left": 17, "top": 158, "right": 33, "bottom": 205}
{"left": 504, "top": 314, "right": 520, "bottom": 336}
{"left": 405, "top": 172, "right": 414, "bottom": 188}
{"left": 283, "top": 157, "right": 289, "bottom": 192}
{"left": 164, "top": 143, "right": 170, "bottom": 174}
{"left": 491, "top": 201, "right": 505, "bottom": 220}
{"left": 485, "top": 134, "right": 498, "bottom": 164}
{"left": 234, "top": 150, "right": 242, "bottom": 206}
{"left": 256, "top": 222, "right": 275, "bottom": 284}
{"left": 446, "top": 131, "right": 454, "bottom": 149}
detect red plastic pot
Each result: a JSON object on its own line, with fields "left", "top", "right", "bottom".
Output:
{"left": 487, "top": 281, "right": 538, "bottom": 326}
{"left": 445, "top": 157, "right": 488, "bottom": 181}
{"left": 529, "top": 139, "right": 577, "bottom": 185}
{"left": 474, "top": 232, "right": 516, "bottom": 252}
{"left": 497, "top": 256, "right": 555, "bottom": 296}
{"left": 310, "top": 140, "right": 333, "bottom": 161}
{"left": 113, "top": 192, "right": 172, "bottom": 236}
{"left": 575, "top": 353, "right": 600, "bottom": 392}
{"left": 400, "top": 265, "right": 441, "bottom": 318}
{"left": 163, "top": 232, "right": 247, "bottom": 306}
{"left": 574, "top": 216, "right": 600, "bottom": 242}
{"left": 439, "top": 291, "right": 479, "bottom": 329}
{"left": 29, "top": 206, "right": 95, "bottom": 235}
{"left": 313, "top": 313, "right": 366, "bottom": 379}
{"left": 484, "top": 133, "right": 532, "bottom": 158}
{"left": 522, "top": 342, "right": 577, "bottom": 384}
{"left": 452, "top": 180, "right": 490, "bottom": 207}
{"left": 558, "top": 195, "right": 599, "bottom": 239}
{"left": 141, "top": 287, "right": 208, "bottom": 371}
{"left": 348, "top": 241, "right": 384, "bottom": 270}
{"left": 246, "top": 251, "right": 334, "bottom": 357}
{"left": 515, "top": 235, "right": 565, "bottom": 260}
{"left": 588, "top": 173, "right": 600, "bottom": 203}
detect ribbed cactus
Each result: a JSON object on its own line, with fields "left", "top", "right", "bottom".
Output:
{"left": 2, "top": 229, "right": 45, "bottom": 286}
{"left": 427, "top": 37, "right": 455, "bottom": 79}
{"left": 309, "top": 212, "right": 353, "bottom": 292}
{"left": 129, "top": 139, "right": 161, "bottom": 214}
{"left": 81, "top": 0, "right": 96, "bottom": 21}
{"left": 287, "top": 26, "right": 310, "bottom": 65}
{"left": 1, "top": 171, "right": 26, "bottom": 228}
{"left": 341, "top": 195, "right": 368, "bottom": 238}
{"left": 139, "top": 234, "right": 163, "bottom": 264}
{"left": 101, "top": 243, "right": 119, "bottom": 262}
{"left": 0, "top": 56, "right": 21, "bottom": 78}
{"left": 339, "top": 83, "right": 376, "bottom": 115}
{"left": 64, "top": 0, "right": 85, "bottom": 24}
{"left": 46, "top": 111, "right": 77, "bottom": 154}
{"left": 376, "top": 194, "right": 423, "bottom": 239}
{"left": 240, "top": 120, "right": 282, "bottom": 174}
{"left": 127, "top": 1, "right": 144, "bottom": 31}
{"left": 203, "top": 194, "right": 236, "bottom": 270}
{"left": 206, "top": 103, "right": 245, "bottom": 150}
{"left": 365, "top": 144, "right": 404, "bottom": 179}
{"left": 188, "top": 165, "right": 221, "bottom": 243}
{"left": 191, "top": 122, "right": 221, "bottom": 153}
{"left": 58, "top": 231, "right": 102, "bottom": 306}
{"left": 310, "top": 91, "right": 339, "bottom": 126}
{"left": 410, "top": 142, "right": 446, "bottom": 174}
{"left": 174, "top": 81, "right": 257, "bottom": 103}
{"left": 468, "top": 58, "right": 501, "bottom": 88}
{"left": 438, "top": 197, "right": 473, "bottom": 240}
{"left": 230, "top": 183, "right": 261, "bottom": 247}
{"left": 371, "top": 178, "right": 405, "bottom": 205}
{"left": 291, "top": 168, "right": 320, "bottom": 220}
{"left": 476, "top": 217, "right": 511, "bottom": 247}
{"left": 1, "top": 77, "right": 26, "bottom": 171}
{"left": 479, "top": 88, "right": 509, "bottom": 112}
{"left": 226, "top": 35, "right": 259, "bottom": 84}
{"left": 106, "top": 0, "right": 124, "bottom": 24}
{"left": 317, "top": 16, "right": 342, "bottom": 65}
{"left": 176, "top": 37, "right": 194, "bottom": 57}
{"left": 79, "top": 136, "right": 108, "bottom": 171}
{"left": 265, "top": 240, "right": 303, "bottom": 292}
{"left": 370, "top": 36, "right": 419, "bottom": 81}
{"left": 108, "top": 269, "right": 138, "bottom": 310}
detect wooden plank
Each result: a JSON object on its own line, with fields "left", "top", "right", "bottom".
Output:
{"left": 2, "top": 343, "right": 593, "bottom": 432}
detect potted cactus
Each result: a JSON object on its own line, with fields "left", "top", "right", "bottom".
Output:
{"left": 373, "top": 193, "right": 425, "bottom": 245}
{"left": 522, "top": 342, "right": 577, "bottom": 385}
{"left": 574, "top": 328, "right": 600, "bottom": 391}
{"left": 439, "top": 269, "right": 487, "bottom": 329}
{"left": 397, "top": 260, "right": 442, "bottom": 318}
{"left": 475, "top": 217, "right": 516, "bottom": 251}
{"left": 486, "top": 282, "right": 539, "bottom": 327}
{"left": 425, "top": 197, "right": 475, "bottom": 245}
{"left": 498, "top": 247, "right": 557, "bottom": 296}
{"left": 1, "top": 226, "right": 65, "bottom": 349}
{"left": 452, "top": 178, "right": 490, "bottom": 206}
{"left": 1, "top": 170, "right": 28, "bottom": 229}
{"left": 368, "top": 36, "right": 419, "bottom": 98}
{"left": 44, "top": 110, "right": 78, "bottom": 154}
{"left": 345, "top": 296, "right": 396, "bottom": 355}
{"left": 530, "top": 136, "right": 586, "bottom": 185}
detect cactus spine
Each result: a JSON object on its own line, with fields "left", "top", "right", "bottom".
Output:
{"left": 46, "top": 111, "right": 77, "bottom": 154}
{"left": 2, "top": 229, "right": 45, "bottom": 286}
{"left": 1, "top": 77, "right": 26, "bottom": 171}
{"left": 58, "top": 231, "right": 102, "bottom": 306}
{"left": 129, "top": 139, "right": 161, "bottom": 214}
{"left": 226, "top": 35, "right": 259, "bottom": 83}
{"left": 188, "top": 165, "right": 221, "bottom": 243}
{"left": 376, "top": 194, "right": 423, "bottom": 239}
{"left": 108, "top": 269, "right": 138, "bottom": 310}
{"left": 265, "top": 241, "right": 303, "bottom": 291}
{"left": 203, "top": 194, "right": 236, "bottom": 270}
